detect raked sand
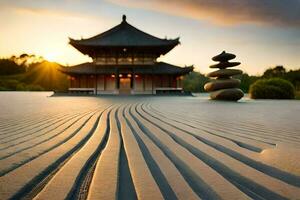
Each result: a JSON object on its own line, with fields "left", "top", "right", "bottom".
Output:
{"left": 0, "top": 92, "right": 299, "bottom": 200}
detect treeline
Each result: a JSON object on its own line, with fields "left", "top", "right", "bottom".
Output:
{"left": 183, "top": 65, "right": 300, "bottom": 93}
{"left": 0, "top": 54, "right": 299, "bottom": 94}
{"left": 0, "top": 54, "right": 68, "bottom": 91}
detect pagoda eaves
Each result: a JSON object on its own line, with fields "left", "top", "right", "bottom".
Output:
{"left": 69, "top": 15, "right": 180, "bottom": 57}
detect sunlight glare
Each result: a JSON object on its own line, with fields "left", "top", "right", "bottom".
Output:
{"left": 44, "top": 52, "right": 59, "bottom": 62}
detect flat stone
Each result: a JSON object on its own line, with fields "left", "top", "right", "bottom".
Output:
{"left": 210, "top": 61, "right": 240, "bottom": 69}
{"left": 206, "top": 69, "right": 243, "bottom": 78}
{"left": 212, "top": 51, "right": 236, "bottom": 62}
{"left": 210, "top": 88, "right": 244, "bottom": 101}
{"left": 204, "top": 79, "right": 241, "bottom": 92}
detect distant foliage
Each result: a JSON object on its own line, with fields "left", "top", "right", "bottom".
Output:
{"left": 250, "top": 78, "right": 295, "bottom": 99}
{"left": 234, "top": 73, "right": 259, "bottom": 92}
{"left": 183, "top": 72, "right": 209, "bottom": 92}
{"left": 263, "top": 66, "right": 300, "bottom": 90}
{"left": 0, "top": 54, "right": 68, "bottom": 92}
{"left": 263, "top": 65, "right": 286, "bottom": 77}
{"left": 0, "top": 59, "right": 25, "bottom": 75}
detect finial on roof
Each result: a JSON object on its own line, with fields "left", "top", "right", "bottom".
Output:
{"left": 122, "top": 15, "right": 126, "bottom": 22}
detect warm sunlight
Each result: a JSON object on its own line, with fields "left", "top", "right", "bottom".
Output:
{"left": 0, "top": 1, "right": 299, "bottom": 199}
{"left": 43, "top": 52, "right": 59, "bottom": 62}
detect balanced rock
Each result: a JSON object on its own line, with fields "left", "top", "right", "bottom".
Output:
{"left": 207, "top": 69, "right": 243, "bottom": 78}
{"left": 210, "top": 88, "right": 244, "bottom": 101}
{"left": 212, "top": 51, "right": 236, "bottom": 62}
{"left": 204, "top": 79, "right": 241, "bottom": 92}
{"left": 204, "top": 51, "right": 244, "bottom": 101}
{"left": 209, "top": 61, "right": 241, "bottom": 69}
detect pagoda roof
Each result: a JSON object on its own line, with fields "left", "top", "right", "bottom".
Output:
{"left": 59, "top": 62, "right": 193, "bottom": 76}
{"left": 69, "top": 15, "right": 180, "bottom": 56}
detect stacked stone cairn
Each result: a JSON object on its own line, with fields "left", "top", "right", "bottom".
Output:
{"left": 204, "top": 51, "right": 244, "bottom": 101}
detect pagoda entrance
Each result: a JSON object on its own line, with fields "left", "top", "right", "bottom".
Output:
{"left": 119, "top": 77, "right": 131, "bottom": 94}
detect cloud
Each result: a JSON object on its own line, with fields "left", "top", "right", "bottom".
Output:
{"left": 108, "top": 0, "right": 300, "bottom": 27}
{"left": 12, "top": 7, "right": 90, "bottom": 21}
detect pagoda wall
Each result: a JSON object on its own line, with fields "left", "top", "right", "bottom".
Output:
{"left": 132, "top": 75, "right": 182, "bottom": 94}
{"left": 96, "top": 75, "right": 117, "bottom": 94}
{"left": 68, "top": 74, "right": 182, "bottom": 95}
{"left": 69, "top": 74, "right": 117, "bottom": 94}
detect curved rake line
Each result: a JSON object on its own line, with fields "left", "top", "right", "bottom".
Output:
{"left": 146, "top": 103, "right": 274, "bottom": 150}
{"left": 0, "top": 106, "right": 109, "bottom": 177}
{"left": 141, "top": 104, "right": 300, "bottom": 188}
{"left": 129, "top": 104, "right": 221, "bottom": 200}
{"left": 8, "top": 106, "right": 112, "bottom": 200}
{"left": 123, "top": 105, "right": 176, "bottom": 200}
{"left": 0, "top": 112, "right": 82, "bottom": 144}
{"left": 143, "top": 103, "right": 264, "bottom": 153}
{"left": 187, "top": 108, "right": 300, "bottom": 136}
{"left": 66, "top": 108, "right": 112, "bottom": 200}
{"left": 0, "top": 112, "right": 71, "bottom": 139}
{"left": 149, "top": 103, "right": 278, "bottom": 146}
{"left": 0, "top": 107, "right": 97, "bottom": 149}
{"left": 0, "top": 112, "right": 84, "bottom": 151}
{"left": 161, "top": 104, "right": 300, "bottom": 139}
{"left": 0, "top": 108, "right": 101, "bottom": 160}
{"left": 114, "top": 106, "right": 138, "bottom": 200}
{"left": 0, "top": 112, "right": 68, "bottom": 134}
{"left": 0, "top": 112, "right": 60, "bottom": 130}
{"left": 152, "top": 104, "right": 300, "bottom": 145}
{"left": 189, "top": 116, "right": 300, "bottom": 143}
{"left": 210, "top": 120, "right": 300, "bottom": 139}
{"left": 136, "top": 104, "right": 288, "bottom": 200}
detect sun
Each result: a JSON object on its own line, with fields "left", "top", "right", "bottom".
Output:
{"left": 44, "top": 52, "right": 59, "bottom": 62}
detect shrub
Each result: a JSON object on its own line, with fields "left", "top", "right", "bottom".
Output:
{"left": 0, "top": 79, "right": 20, "bottom": 90}
{"left": 16, "top": 83, "right": 27, "bottom": 91}
{"left": 0, "top": 86, "right": 9, "bottom": 91}
{"left": 250, "top": 78, "right": 295, "bottom": 99}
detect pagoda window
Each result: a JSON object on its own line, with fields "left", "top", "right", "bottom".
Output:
{"left": 143, "top": 54, "right": 155, "bottom": 64}
{"left": 94, "top": 57, "right": 106, "bottom": 65}
{"left": 133, "top": 53, "right": 143, "bottom": 65}
{"left": 106, "top": 57, "right": 117, "bottom": 65}
{"left": 118, "top": 57, "right": 132, "bottom": 65}
{"left": 118, "top": 52, "right": 132, "bottom": 65}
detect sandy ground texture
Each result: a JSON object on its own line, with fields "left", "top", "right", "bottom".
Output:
{"left": 0, "top": 92, "right": 299, "bottom": 200}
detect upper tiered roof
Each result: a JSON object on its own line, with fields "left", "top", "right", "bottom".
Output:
{"left": 69, "top": 15, "right": 180, "bottom": 57}
{"left": 60, "top": 62, "right": 193, "bottom": 75}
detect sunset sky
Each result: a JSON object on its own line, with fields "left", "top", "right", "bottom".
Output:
{"left": 1, "top": 0, "right": 299, "bottom": 75}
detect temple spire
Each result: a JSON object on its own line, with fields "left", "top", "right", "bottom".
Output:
{"left": 122, "top": 14, "right": 126, "bottom": 22}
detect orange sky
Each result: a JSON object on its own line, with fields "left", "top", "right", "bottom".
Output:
{"left": 0, "top": 0, "right": 299, "bottom": 75}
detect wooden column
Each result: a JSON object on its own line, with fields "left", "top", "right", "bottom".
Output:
{"left": 95, "top": 75, "right": 98, "bottom": 95}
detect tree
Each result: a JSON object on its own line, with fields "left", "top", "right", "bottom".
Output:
{"left": 0, "top": 59, "right": 25, "bottom": 75}
{"left": 183, "top": 71, "right": 209, "bottom": 92}
{"left": 263, "top": 65, "right": 286, "bottom": 78}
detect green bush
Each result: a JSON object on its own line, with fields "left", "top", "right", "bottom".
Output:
{"left": 0, "top": 79, "right": 20, "bottom": 90}
{"left": 16, "top": 83, "right": 27, "bottom": 91}
{"left": 250, "top": 78, "right": 295, "bottom": 99}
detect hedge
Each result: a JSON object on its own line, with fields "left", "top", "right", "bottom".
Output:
{"left": 249, "top": 78, "right": 295, "bottom": 99}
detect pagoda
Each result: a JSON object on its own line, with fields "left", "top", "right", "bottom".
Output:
{"left": 60, "top": 15, "right": 193, "bottom": 95}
